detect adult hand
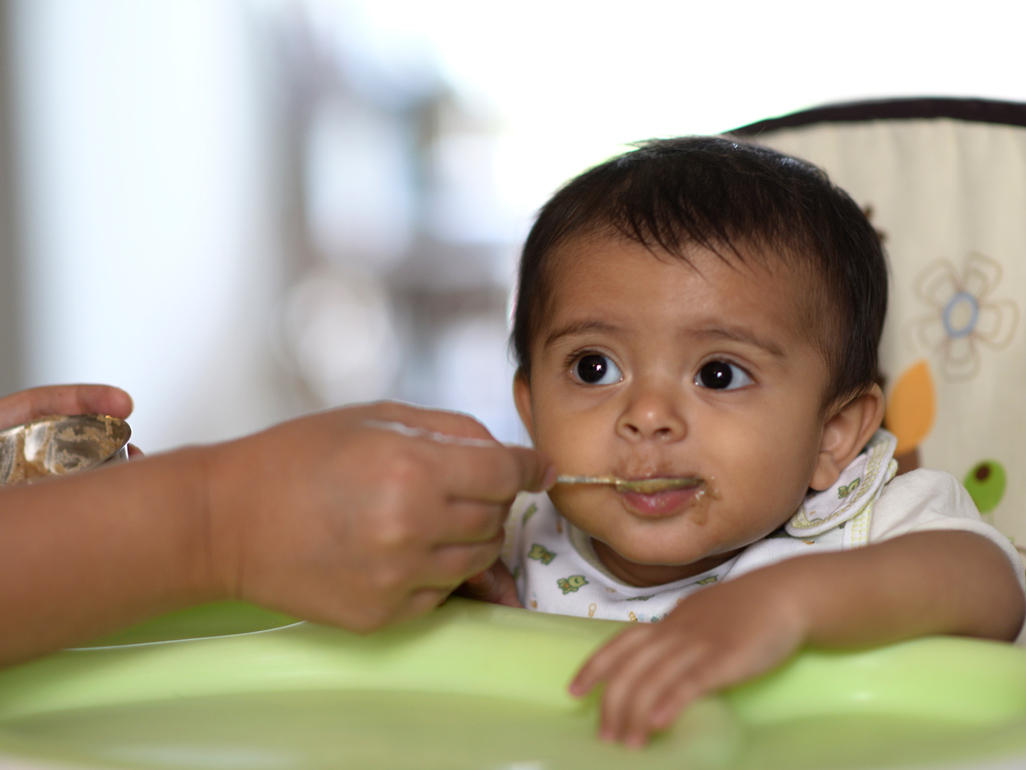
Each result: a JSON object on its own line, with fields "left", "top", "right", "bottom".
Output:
{"left": 205, "top": 401, "right": 553, "bottom": 633}
{"left": 0, "top": 384, "right": 142, "bottom": 457}
{"left": 0, "top": 383, "right": 134, "bottom": 429}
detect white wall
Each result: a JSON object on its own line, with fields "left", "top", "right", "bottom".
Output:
{"left": 9, "top": 1, "right": 295, "bottom": 448}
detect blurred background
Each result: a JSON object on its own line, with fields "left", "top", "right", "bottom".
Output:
{"left": 0, "top": 0, "right": 1022, "bottom": 450}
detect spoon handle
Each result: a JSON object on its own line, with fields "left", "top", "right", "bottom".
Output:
{"left": 555, "top": 474, "right": 617, "bottom": 485}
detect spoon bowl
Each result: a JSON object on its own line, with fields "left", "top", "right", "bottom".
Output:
{"left": 0, "top": 414, "right": 132, "bottom": 485}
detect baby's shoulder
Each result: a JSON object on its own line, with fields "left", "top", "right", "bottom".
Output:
{"left": 877, "top": 467, "right": 976, "bottom": 515}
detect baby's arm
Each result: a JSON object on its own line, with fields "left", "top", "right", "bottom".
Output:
{"left": 570, "top": 530, "right": 1025, "bottom": 747}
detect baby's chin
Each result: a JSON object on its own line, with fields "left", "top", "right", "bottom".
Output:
{"left": 597, "top": 523, "right": 714, "bottom": 560}
{"left": 592, "top": 535, "right": 737, "bottom": 585}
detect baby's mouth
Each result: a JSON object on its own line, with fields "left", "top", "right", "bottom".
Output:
{"left": 616, "top": 474, "right": 708, "bottom": 519}
{"left": 554, "top": 473, "right": 704, "bottom": 494}
{"left": 613, "top": 476, "right": 703, "bottom": 494}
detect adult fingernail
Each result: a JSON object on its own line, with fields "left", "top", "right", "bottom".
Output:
{"left": 541, "top": 464, "right": 558, "bottom": 490}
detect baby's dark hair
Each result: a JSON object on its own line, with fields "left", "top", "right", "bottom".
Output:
{"left": 510, "top": 136, "right": 888, "bottom": 406}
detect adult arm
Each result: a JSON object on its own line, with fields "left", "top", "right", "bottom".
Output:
{"left": 570, "top": 530, "right": 1025, "bottom": 746}
{"left": 0, "top": 398, "right": 552, "bottom": 666}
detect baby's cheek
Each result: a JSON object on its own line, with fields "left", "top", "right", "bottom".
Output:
{"left": 545, "top": 486, "right": 574, "bottom": 516}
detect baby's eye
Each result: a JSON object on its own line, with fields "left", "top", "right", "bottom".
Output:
{"left": 572, "top": 353, "right": 623, "bottom": 385}
{"left": 694, "top": 360, "right": 753, "bottom": 390}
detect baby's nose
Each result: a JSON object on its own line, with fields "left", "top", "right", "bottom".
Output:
{"left": 616, "top": 390, "right": 686, "bottom": 442}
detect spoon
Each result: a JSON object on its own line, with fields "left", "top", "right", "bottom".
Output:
{"left": 555, "top": 475, "right": 703, "bottom": 494}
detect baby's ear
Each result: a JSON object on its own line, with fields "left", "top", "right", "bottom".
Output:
{"left": 512, "top": 370, "right": 536, "bottom": 443}
{"left": 809, "top": 384, "right": 885, "bottom": 491}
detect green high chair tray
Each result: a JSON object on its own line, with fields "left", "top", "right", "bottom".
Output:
{"left": 0, "top": 598, "right": 1025, "bottom": 769}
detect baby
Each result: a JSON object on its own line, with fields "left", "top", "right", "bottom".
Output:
{"left": 496, "top": 136, "right": 1026, "bottom": 746}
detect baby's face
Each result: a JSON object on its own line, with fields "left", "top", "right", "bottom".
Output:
{"left": 514, "top": 234, "right": 836, "bottom": 586}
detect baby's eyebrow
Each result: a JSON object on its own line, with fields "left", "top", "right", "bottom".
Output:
{"left": 543, "top": 319, "right": 787, "bottom": 358}
{"left": 543, "top": 319, "right": 620, "bottom": 348}
{"left": 692, "top": 325, "right": 786, "bottom": 357}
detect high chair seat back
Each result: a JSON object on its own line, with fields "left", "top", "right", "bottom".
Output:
{"left": 731, "top": 98, "right": 1026, "bottom": 554}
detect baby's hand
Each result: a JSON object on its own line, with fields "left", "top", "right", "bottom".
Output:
{"left": 568, "top": 570, "right": 807, "bottom": 747}
{"left": 457, "top": 560, "right": 522, "bottom": 608}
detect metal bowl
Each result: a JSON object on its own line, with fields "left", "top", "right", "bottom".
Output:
{"left": 0, "top": 414, "right": 132, "bottom": 485}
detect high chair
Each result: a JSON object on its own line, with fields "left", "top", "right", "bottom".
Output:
{"left": 732, "top": 98, "right": 1026, "bottom": 561}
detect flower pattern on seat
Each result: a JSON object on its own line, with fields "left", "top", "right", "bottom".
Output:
{"left": 908, "top": 252, "right": 1020, "bottom": 382}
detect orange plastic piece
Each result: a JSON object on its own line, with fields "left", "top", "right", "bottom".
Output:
{"left": 885, "top": 359, "right": 937, "bottom": 456}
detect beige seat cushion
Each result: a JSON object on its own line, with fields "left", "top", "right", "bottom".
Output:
{"left": 732, "top": 99, "right": 1026, "bottom": 550}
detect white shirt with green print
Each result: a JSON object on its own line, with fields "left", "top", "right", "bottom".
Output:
{"left": 501, "top": 431, "right": 1026, "bottom": 631}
